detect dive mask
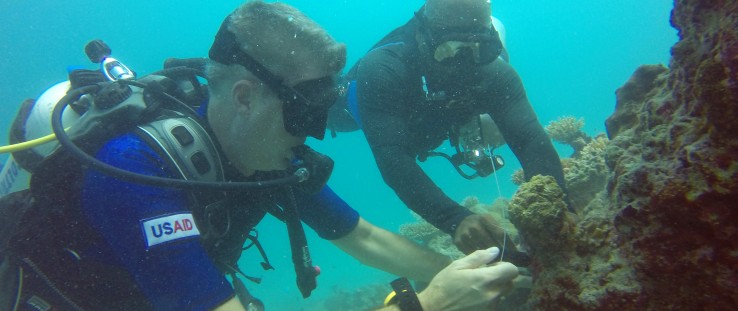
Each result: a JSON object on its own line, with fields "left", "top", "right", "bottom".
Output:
{"left": 417, "top": 12, "right": 503, "bottom": 66}
{"left": 209, "top": 14, "right": 339, "bottom": 140}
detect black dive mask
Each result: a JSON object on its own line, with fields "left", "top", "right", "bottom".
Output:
{"left": 208, "top": 14, "right": 339, "bottom": 140}
{"left": 416, "top": 11, "right": 503, "bottom": 68}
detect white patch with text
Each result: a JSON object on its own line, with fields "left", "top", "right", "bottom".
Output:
{"left": 141, "top": 213, "right": 200, "bottom": 247}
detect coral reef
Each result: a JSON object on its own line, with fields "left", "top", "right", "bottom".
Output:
{"left": 600, "top": 0, "right": 738, "bottom": 307}
{"left": 508, "top": 175, "right": 641, "bottom": 310}
{"left": 545, "top": 116, "right": 592, "bottom": 156}
{"left": 399, "top": 211, "right": 464, "bottom": 259}
{"left": 509, "top": 1, "right": 738, "bottom": 309}
{"left": 509, "top": 175, "right": 574, "bottom": 260}
{"left": 510, "top": 168, "right": 526, "bottom": 186}
{"left": 399, "top": 197, "right": 520, "bottom": 260}
{"left": 512, "top": 134, "right": 609, "bottom": 212}
{"left": 565, "top": 135, "right": 610, "bottom": 212}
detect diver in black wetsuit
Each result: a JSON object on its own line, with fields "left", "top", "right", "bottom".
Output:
{"left": 331, "top": 0, "right": 567, "bottom": 260}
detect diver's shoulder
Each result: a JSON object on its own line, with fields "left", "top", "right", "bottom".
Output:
{"left": 95, "top": 132, "right": 166, "bottom": 165}
{"left": 363, "top": 39, "right": 413, "bottom": 63}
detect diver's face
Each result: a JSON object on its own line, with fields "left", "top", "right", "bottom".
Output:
{"left": 420, "top": 27, "right": 489, "bottom": 86}
{"left": 420, "top": 0, "right": 495, "bottom": 82}
{"left": 228, "top": 61, "right": 335, "bottom": 176}
{"left": 237, "top": 88, "right": 306, "bottom": 174}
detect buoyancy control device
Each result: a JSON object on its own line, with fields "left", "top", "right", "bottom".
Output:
{"left": 0, "top": 39, "right": 329, "bottom": 303}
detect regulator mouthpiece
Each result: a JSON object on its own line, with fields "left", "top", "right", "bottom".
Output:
{"left": 294, "top": 167, "right": 309, "bottom": 183}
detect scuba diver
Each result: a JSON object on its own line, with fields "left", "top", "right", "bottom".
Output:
{"left": 0, "top": 1, "right": 519, "bottom": 310}
{"left": 328, "top": 0, "right": 569, "bottom": 260}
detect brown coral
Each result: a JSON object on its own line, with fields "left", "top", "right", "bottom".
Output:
{"left": 509, "top": 175, "right": 574, "bottom": 259}
{"left": 565, "top": 135, "right": 610, "bottom": 211}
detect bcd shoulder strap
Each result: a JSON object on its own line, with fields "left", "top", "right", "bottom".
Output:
{"left": 135, "top": 111, "right": 224, "bottom": 183}
{"left": 135, "top": 113, "right": 270, "bottom": 278}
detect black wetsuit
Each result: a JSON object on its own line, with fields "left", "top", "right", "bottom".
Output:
{"left": 352, "top": 16, "right": 566, "bottom": 235}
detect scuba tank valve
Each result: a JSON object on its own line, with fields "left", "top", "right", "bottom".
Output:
{"left": 86, "top": 39, "right": 135, "bottom": 81}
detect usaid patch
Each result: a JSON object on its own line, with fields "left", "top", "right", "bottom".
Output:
{"left": 141, "top": 213, "right": 200, "bottom": 248}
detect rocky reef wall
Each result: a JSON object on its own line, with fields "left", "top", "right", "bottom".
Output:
{"left": 509, "top": 0, "right": 738, "bottom": 309}
{"left": 605, "top": 0, "right": 738, "bottom": 308}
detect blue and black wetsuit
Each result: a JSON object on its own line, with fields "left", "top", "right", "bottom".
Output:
{"left": 11, "top": 113, "right": 359, "bottom": 310}
{"left": 351, "top": 16, "right": 566, "bottom": 235}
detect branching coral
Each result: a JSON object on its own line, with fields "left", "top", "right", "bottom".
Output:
{"left": 546, "top": 116, "right": 592, "bottom": 156}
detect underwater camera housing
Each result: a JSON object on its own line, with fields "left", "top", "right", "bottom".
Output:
{"left": 454, "top": 113, "right": 506, "bottom": 178}
{"left": 421, "top": 113, "right": 506, "bottom": 180}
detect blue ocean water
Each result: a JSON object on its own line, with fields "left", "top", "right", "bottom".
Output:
{"left": 0, "top": 0, "right": 677, "bottom": 310}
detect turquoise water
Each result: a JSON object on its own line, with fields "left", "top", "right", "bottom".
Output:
{"left": 0, "top": 0, "right": 677, "bottom": 309}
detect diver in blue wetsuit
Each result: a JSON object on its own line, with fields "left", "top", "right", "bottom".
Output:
{"left": 330, "top": 0, "right": 568, "bottom": 259}
{"left": 0, "top": 1, "right": 519, "bottom": 311}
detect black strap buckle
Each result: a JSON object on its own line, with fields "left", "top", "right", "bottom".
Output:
{"left": 390, "top": 277, "right": 424, "bottom": 311}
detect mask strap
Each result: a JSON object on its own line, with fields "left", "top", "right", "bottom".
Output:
{"left": 209, "top": 14, "right": 285, "bottom": 91}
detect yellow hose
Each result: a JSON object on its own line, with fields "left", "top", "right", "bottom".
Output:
{"left": 0, "top": 128, "right": 70, "bottom": 154}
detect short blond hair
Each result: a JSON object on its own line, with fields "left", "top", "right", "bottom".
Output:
{"left": 229, "top": 0, "right": 345, "bottom": 77}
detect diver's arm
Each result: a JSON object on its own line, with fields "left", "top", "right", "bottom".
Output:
{"left": 356, "top": 51, "right": 472, "bottom": 235}
{"left": 483, "top": 60, "right": 567, "bottom": 191}
{"left": 333, "top": 217, "right": 451, "bottom": 282}
{"left": 374, "top": 144, "right": 473, "bottom": 234}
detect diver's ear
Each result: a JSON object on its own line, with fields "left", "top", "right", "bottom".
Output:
{"left": 232, "top": 79, "right": 256, "bottom": 115}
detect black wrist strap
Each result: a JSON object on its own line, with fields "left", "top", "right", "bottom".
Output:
{"left": 391, "top": 277, "right": 423, "bottom": 311}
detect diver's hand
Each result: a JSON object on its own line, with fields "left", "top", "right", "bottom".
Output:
{"left": 416, "top": 247, "right": 518, "bottom": 311}
{"left": 454, "top": 214, "right": 532, "bottom": 267}
{"left": 454, "top": 214, "right": 506, "bottom": 254}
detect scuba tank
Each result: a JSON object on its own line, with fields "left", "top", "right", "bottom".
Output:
{"left": 0, "top": 81, "right": 81, "bottom": 196}
{"left": 0, "top": 40, "right": 138, "bottom": 197}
